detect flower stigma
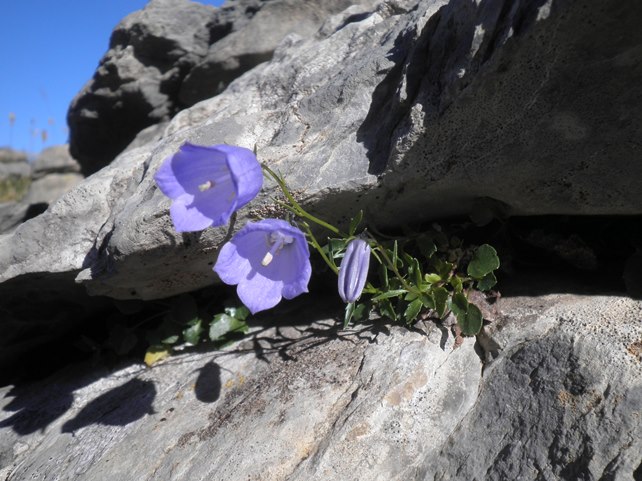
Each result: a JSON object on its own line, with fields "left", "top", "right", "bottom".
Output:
{"left": 261, "top": 231, "right": 294, "bottom": 266}
{"left": 198, "top": 180, "right": 215, "bottom": 192}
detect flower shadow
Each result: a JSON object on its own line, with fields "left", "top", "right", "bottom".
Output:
{"left": 61, "top": 378, "right": 156, "bottom": 433}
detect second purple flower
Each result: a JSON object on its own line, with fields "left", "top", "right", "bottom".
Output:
{"left": 213, "top": 219, "right": 311, "bottom": 314}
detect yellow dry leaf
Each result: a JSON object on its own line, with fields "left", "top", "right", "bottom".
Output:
{"left": 144, "top": 348, "right": 170, "bottom": 366}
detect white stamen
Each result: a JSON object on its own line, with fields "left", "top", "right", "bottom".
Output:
{"left": 261, "top": 252, "right": 274, "bottom": 266}
{"left": 198, "top": 180, "right": 214, "bottom": 192}
{"left": 260, "top": 232, "right": 294, "bottom": 267}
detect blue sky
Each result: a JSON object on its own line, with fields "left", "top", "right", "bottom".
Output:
{"left": 0, "top": 0, "right": 224, "bottom": 157}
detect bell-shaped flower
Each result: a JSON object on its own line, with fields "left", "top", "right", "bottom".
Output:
{"left": 214, "top": 219, "right": 311, "bottom": 314}
{"left": 338, "top": 238, "right": 371, "bottom": 303}
{"left": 154, "top": 143, "right": 262, "bottom": 232}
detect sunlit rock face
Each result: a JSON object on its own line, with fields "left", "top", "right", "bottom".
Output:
{"left": 1, "top": 0, "right": 642, "bottom": 478}
{"left": 67, "top": 0, "right": 373, "bottom": 175}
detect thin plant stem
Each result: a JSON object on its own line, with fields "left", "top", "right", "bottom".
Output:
{"left": 262, "top": 164, "right": 344, "bottom": 236}
{"left": 301, "top": 222, "right": 339, "bottom": 274}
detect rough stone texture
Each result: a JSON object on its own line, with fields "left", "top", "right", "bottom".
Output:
{"left": 178, "top": 0, "right": 375, "bottom": 106}
{"left": 67, "top": 0, "right": 218, "bottom": 173}
{"left": 0, "top": 0, "right": 641, "bottom": 361}
{"left": 22, "top": 145, "right": 84, "bottom": 214}
{"left": 4, "top": 0, "right": 640, "bottom": 302}
{"left": 1, "top": 293, "right": 640, "bottom": 480}
{"left": 67, "top": 0, "right": 372, "bottom": 174}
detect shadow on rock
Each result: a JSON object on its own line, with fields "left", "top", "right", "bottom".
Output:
{"left": 193, "top": 361, "right": 222, "bottom": 404}
{"left": 62, "top": 378, "right": 155, "bottom": 433}
{"left": 0, "top": 388, "right": 74, "bottom": 436}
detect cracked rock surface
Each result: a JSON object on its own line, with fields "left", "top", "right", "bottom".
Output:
{"left": 1, "top": 293, "right": 640, "bottom": 480}
{"left": 4, "top": 0, "right": 642, "bottom": 304}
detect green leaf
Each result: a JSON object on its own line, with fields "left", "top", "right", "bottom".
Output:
{"left": 328, "top": 238, "right": 347, "bottom": 258}
{"left": 378, "top": 262, "right": 389, "bottom": 289}
{"left": 352, "top": 302, "right": 369, "bottom": 322}
{"left": 372, "top": 289, "right": 407, "bottom": 301}
{"left": 467, "top": 244, "right": 500, "bottom": 279}
{"left": 161, "top": 334, "right": 180, "bottom": 345}
{"left": 182, "top": 318, "right": 203, "bottom": 345}
{"left": 349, "top": 210, "right": 364, "bottom": 236}
{"left": 392, "top": 240, "right": 399, "bottom": 270}
{"left": 433, "top": 257, "right": 454, "bottom": 280}
{"left": 411, "top": 257, "right": 423, "bottom": 288}
{"left": 404, "top": 299, "right": 423, "bottom": 323}
{"left": 477, "top": 272, "right": 497, "bottom": 291}
{"left": 209, "top": 314, "right": 249, "bottom": 341}
{"left": 379, "top": 298, "right": 397, "bottom": 321}
{"left": 450, "top": 275, "right": 464, "bottom": 293}
{"left": 450, "top": 292, "right": 469, "bottom": 317}
{"left": 145, "top": 318, "right": 178, "bottom": 347}
{"left": 224, "top": 306, "right": 250, "bottom": 321}
{"left": 343, "top": 302, "right": 355, "bottom": 328}
{"left": 419, "top": 293, "right": 435, "bottom": 309}
{"left": 432, "top": 286, "right": 449, "bottom": 317}
{"left": 424, "top": 273, "right": 441, "bottom": 284}
{"left": 404, "top": 291, "right": 418, "bottom": 302}
{"left": 457, "top": 303, "right": 483, "bottom": 335}
{"left": 344, "top": 300, "right": 370, "bottom": 327}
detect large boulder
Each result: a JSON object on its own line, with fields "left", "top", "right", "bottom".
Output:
{"left": 67, "top": 0, "right": 375, "bottom": 175}
{"left": 67, "top": 0, "right": 218, "bottom": 174}
{"left": 7, "top": 0, "right": 642, "bottom": 302}
{"left": 178, "top": 0, "right": 377, "bottom": 106}
{"left": 1, "top": 293, "right": 640, "bottom": 480}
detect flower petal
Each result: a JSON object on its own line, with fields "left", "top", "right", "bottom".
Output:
{"left": 169, "top": 197, "right": 218, "bottom": 232}
{"left": 237, "top": 274, "right": 284, "bottom": 314}
{"left": 215, "top": 145, "right": 263, "bottom": 209}
{"left": 213, "top": 219, "right": 312, "bottom": 313}
{"left": 156, "top": 143, "right": 229, "bottom": 198}
{"left": 214, "top": 230, "right": 265, "bottom": 284}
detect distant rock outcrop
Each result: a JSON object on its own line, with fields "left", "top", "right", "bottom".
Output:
{"left": 0, "top": 146, "right": 83, "bottom": 234}
{"left": 0, "top": 148, "right": 31, "bottom": 233}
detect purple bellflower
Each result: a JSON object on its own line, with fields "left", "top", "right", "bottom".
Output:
{"left": 154, "top": 143, "right": 263, "bottom": 232}
{"left": 214, "top": 219, "right": 311, "bottom": 314}
{"left": 338, "top": 238, "right": 371, "bottom": 303}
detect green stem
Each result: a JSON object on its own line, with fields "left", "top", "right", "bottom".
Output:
{"left": 262, "top": 164, "right": 344, "bottom": 236}
{"left": 301, "top": 222, "right": 339, "bottom": 274}
{"left": 367, "top": 236, "right": 421, "bottom": 296}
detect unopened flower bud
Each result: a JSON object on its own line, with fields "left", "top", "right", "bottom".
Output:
{"left": 338, "top": 239, "right": 371, "bottom": 303}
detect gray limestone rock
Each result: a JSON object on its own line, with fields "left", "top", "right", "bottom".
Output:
{"left": 22, "top": 146, "right": 84, "bottom": 217}
{"left": 67, "top": 0, "right": 218, "bottom": 174}
{"left": 1, "top": 0, "right": 641, "bottom": 372}
{"left": 68, "top": 0, "right": 374, "bottom": 175}
{"left": 178, "top": 0, "right": 377, "bottom": 106}
{"left": 0, "top": 149, "right": 31, "bottom": 233}
{"left": 0, "top": 294, "right": 639, "bottom": 480}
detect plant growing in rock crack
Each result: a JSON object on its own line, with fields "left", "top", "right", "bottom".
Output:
{"left": 148, "top": 142, "right": 501, "bottom": 362}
